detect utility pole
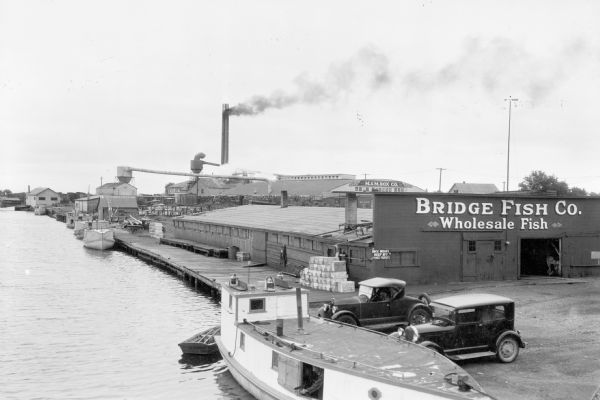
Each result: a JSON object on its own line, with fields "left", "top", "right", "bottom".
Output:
{"left": 436, "top": 168, "right": 446, "bottom": 192}
{"left": 504, "top": 96, "right": 518, "bottom": 191}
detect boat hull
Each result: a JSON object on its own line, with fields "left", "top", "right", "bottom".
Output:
{"left": 215, "top": 336, "right": 295, "bottom": 400}
{"left": 83, "top": 229, "right": 115, "bottom": 250}
{"left": 178, "top": 326, "right": 220, "bottom": 355}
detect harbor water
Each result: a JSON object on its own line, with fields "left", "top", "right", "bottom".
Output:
{"left": 0, "top": 209, "right": 253, "bottom": 400}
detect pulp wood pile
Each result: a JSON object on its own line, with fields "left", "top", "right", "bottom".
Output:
{"left": 299, "top": 256, "right": 355, "bottom": 292}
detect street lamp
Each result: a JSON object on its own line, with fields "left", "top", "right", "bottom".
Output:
{"left": 504, "top": 97, "right": 518, "bottom": 191}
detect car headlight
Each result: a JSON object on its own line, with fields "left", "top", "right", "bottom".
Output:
{"left": 405, "top": 325, "right": 419, "bottom": 342}
{"left": 331, "top": 306, "right": 338, "bottom": 314}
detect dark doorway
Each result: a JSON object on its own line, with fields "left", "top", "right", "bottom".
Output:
{"left": 520, "top": 238, "right": 561, "bottom": 276}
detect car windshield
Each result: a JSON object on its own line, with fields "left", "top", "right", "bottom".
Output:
{"left": 431, "top": 303, "right": 456, "bottom": 320}
{"left": 358, "top": 285, "right": 373, "bottom": 299}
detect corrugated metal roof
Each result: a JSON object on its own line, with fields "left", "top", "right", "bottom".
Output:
{"left": 448, "top": 183, "right": 499, "bottom": 194}
{"left": 223, "top": 179, "right": 356, "bottom": 197}
{"left": 97, "top": 182, "right": 136, "bottom": 189}
{"left": 179, "top": 204, "right": 373, "bottom": 236}
{"left": 100, "top": 195, "right": 138, "bottom": 208}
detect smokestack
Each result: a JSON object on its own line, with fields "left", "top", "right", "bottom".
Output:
{"left": 221, "top": 104, "right": 230, "bottom": 165}
{"left": 281, "top": 190, "right": 288, "bottom": 208}
{"left": 345, "top": 192, "right": 358, "bottom": 229}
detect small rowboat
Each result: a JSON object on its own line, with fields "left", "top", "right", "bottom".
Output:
{"left": 178, "top": 326, "right": 220, "bottom": 355}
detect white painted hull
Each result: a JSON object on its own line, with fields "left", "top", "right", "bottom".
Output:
{"left": 217, "top": 285, "right": 492, "bottom": 400}
{"left": 83, "top": 229, "right": 115, "bottom": 250}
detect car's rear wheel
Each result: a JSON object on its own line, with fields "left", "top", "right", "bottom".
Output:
{"left": 335, "top": 314, "right": 358, "bottom": 326}
{"left": 496, "top": 336, "right": 519, "bottom": 363}
{"left": 409, "top": 308, "right": 431, "bottom": 325}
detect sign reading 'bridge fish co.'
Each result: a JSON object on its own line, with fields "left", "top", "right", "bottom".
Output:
{"left": 415, "top": 197, "right": 582, "bottom": 231}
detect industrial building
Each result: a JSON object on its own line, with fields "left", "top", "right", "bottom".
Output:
{"left": 371, "top": 192, "right": 600, "bottom": 283}
{"left": 173, "top": 187, "right": 600, "bottom": 284}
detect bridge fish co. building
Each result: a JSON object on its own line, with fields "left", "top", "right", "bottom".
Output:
{"left": 371, "top": 192, "right": 600, "bottom": 283}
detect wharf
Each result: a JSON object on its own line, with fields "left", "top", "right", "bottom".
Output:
{"left": 113, "top": 230, "right": 341, "bottom": 305}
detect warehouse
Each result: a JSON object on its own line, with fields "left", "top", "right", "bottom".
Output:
{"left": 370, "top": 192, "right": 600, "bottom": 283}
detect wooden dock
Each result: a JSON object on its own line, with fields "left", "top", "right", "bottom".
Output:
{"left": 113, "top": 230, "right": 350, "bottom": 306}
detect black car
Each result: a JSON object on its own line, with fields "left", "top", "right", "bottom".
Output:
{"left": 317, "top": 277, "right": 432, "bottom": 330}
{"left": 397, "top": 293, "right": 526, "bottom": 363}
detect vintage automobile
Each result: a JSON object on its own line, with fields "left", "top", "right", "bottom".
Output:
{"left": 396, "top": 293, "right": 526, "bottom": 363}
{"left": 316, "top": 277, "right": 432, "bottom": 330}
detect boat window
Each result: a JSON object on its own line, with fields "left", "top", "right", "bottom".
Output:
{"left": 271, "top": 351, "right": 278, "bottom": 370}
{"left": 228, "top": 294, "right": 232, "bottom": 310}
{"left": 249, "top": 298, "right": 266, "bottom": 313}
{"left": 240, "top": 332, "right": 245, "bottom": 351}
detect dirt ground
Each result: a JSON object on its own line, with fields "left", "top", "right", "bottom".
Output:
{"left": 447, "top": 277, "right": 600, "bottom": 400}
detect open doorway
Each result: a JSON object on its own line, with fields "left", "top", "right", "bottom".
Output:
{"left": 520, "top": 238, "right": 561, "bottom": 276}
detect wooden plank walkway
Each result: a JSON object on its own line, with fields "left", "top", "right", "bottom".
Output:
{"left": 113, "top": 230, "right": 353, "bottom": 306}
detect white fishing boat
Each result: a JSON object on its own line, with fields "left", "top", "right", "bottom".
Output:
{"left": 74, "top": 219, "right": 109, "bottom": 240}
{"left": 83, "top": 228, "right": 115, "bottom": 250}
{"left": 215, "top": 278, "right": 494, "bottom": 400}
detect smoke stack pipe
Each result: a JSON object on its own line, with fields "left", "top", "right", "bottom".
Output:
{"left": 281, "top": 190, "right": 288, "bottom": 208}
{"left": 345, "top": 192, "right": 358, "bottom": 228}
{"left": 221, "top": 104, "right": 230, "bottom": 165}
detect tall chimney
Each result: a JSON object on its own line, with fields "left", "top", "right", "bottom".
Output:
{"left": 281, "top": 190, "right": 289, "bottom": 208}
{"left": 221, "top": 104, "right": 230, "bottom": 165}
{"left": 345, "top": 192, "right": 358, "bottom": 228}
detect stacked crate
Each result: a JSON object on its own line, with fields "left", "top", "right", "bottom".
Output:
{"left": 149, "top": 222, "right": 164, "bottom": 239}
{"left": 299, "top": 256, "right": 355, "bottom": 292}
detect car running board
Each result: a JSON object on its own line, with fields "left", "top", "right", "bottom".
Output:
{"left": 447, "top": 351, "right": 496, "bottom": 361}
{"left": 367, "top": 322, "right": 405, "bottom": 330}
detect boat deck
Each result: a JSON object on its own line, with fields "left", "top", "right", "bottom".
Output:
{"left": 239, "top": 316, "right": 489, "bottom": 398}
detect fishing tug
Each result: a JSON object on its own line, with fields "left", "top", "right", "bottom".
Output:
{"left": 214, "top": 275, "right": 495, "bottom": 400}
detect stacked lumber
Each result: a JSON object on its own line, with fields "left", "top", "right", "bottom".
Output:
{"left": 299, "top": 256, "right": 355, "bottom": 292}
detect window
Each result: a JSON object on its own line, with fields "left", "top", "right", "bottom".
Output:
{"left": 494, "top": 240, "right": 502, "bottom": 251}
{"left": 271, "top": 351, "right": 278, "bottom": 370}
{"left": 249, "top": 298, "right": 266, "bottom": 313}
{"left": 302, "top": 239, "right": 313, "bottom": 250}
{"left": 240, "top": 332, "right": 245, "bottom": 351}
{"left": 38, "top": 197, "right": 46, "bottom": 200}
{"left": 386, "top": 250, "right": 418, "bottom": 267}
{"left": 293, "top": 237, "right": 301, "bottom": 248}
{"left": 468, "top": 241, "right": 476, "bottom": 252}
{"left": 270, "top": 233, "right": 278, "bottom": 243}
{"left": 50, "top": 197, "right": 58, "bottom": 201}
{"left": 457, "top": 308, "right": 478, "bottom": 323}
{"left": 228, "top": 294, "right": 233, "bottom": 309}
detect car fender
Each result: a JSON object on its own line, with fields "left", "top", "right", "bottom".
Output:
{"left": 496, "top": 330, "right": 526, "bottom": 349}
{"left": 418, "top": 340, "right": 444, "bottom": 354}
{"left": 331, "top": 310, "right": 360, "bottom": 325}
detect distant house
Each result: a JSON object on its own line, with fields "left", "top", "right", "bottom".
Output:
{"left": 26, "top": 187, "right": 61, "bottom": 208}
{"left": 96, "top": 182, "right": 137, "bottom": 197}
{"left": 448, "top": 182, "right": 499, "bottom": 194}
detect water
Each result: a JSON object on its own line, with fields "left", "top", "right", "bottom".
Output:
{"left": 0, "top": 209, "right": 253, "bottom": 400}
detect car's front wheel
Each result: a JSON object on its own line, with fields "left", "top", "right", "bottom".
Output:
{"left": 335, "top": 314, "right": 358, "bottom": 326}
{"left": 496, "top": 336, "right": 519, "bottom": 363}
{"left": 408, "top": 308, "right": 431, "bottom": 325}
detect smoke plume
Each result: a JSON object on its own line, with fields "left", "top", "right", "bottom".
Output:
{"left": 228, "top": 45, "right": 391, "bottom": 116}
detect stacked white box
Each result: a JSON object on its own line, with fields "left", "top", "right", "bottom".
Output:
{"left": 299, "top": 256, "right": 355, "bottom": 292}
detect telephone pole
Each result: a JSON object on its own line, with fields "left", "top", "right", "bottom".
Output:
{"left": 504, "top": 96, "right": 518, "bottom": 191}
{"left": 436, "top": 168, "right": 446, "bottom": 192}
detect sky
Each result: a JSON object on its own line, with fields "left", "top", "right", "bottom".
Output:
{"left": 2, "top": 1, "right": 600, "bottom": 195}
